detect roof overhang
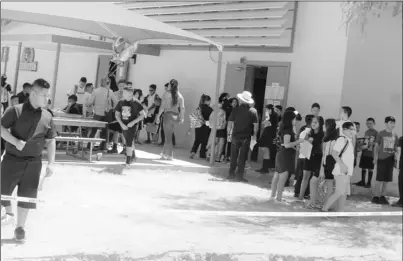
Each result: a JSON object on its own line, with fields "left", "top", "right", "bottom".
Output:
{"left": 1, "top": 34, "right": 160, "bottom": 56}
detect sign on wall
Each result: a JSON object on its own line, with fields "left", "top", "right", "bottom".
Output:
{"left": 19, "top": 47, "right": 38, "bottom": 72}
{"left": 1, "top": 47, "right": 9, "bottom": 62}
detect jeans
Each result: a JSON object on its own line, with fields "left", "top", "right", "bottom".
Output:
{"left": 88, "top": 114, "right": 107, "bottom": 150}
{"left": 191, "top": 125, "right": 211, "bottom": 158}
{"left": 162, "top": 111, "right": 179, "bottom": 157}
{"left": 228, "top": 136, "right": 251, "bottom": 178}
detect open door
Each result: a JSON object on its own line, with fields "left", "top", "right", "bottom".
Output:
{"left": 264, "top": 65, "right": 291, "bottom": 110}
{"left": 223, "top": 63, "right": 246, "bottom": 96}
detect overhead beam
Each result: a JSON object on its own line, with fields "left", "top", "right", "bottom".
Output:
{"left": 1, "top": 34, "right": 161, "bottom": 56}
{"left": 136, "top": 44, "right": 160, "bottom": 56}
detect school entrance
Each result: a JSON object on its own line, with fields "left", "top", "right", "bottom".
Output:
{"left": 223, "top": 61, "right": 291, "bottom": 162}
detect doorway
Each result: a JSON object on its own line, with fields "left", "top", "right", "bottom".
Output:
{"left": 223, "top": 61, "right": 291, "bottom": 162}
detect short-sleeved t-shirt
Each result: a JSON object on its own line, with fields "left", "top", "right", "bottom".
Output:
{"left": 376, "top": 130, "right": 399, "bottom": 160}
{"left": 279, "top": 128, "right": 296, "bottom": 152}
{"left": 228, "top": 104, "right": 258, "bottom": 139}
{"left": 332, "top": 136, "right": 354, "bottom": 176}
{"left": 1, "top": 102, "right": 57, "bottom": 158}
{"left": 115, "top": 99, "right": 144, "bottom": 125}
{"left": 361, "top": 128, "right": 378, "bottom": 158}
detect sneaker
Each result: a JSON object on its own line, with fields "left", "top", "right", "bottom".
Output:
{"left": 392, "top": 200, "right": 403, "bottom": 208}
{"left": 226, "top": 175, "right": 235, "bottom": 181}
{"left": 189, "top": 152, "right": 196, "bottom": 159}
{"left": 14, "top": 227, "right": 25, "bottom": 242}
{"left": 365, "top": 183, "right": 372, "bottom": 188}
{"left": 107, "top": 146, "right": 118, "bottom": 154}
{"left": 354, "top": 181, "right": 366, "bottom": 187}
{"left": 371, "top": 196, "right": 380, "bottom": 204}
{"left": 235, "top": 177, "right": 248, "bottom": 183}
{"left": 379, "top": 196, "right": 390, "bottom": 205}
{"left": 1, "top": 213, "right": 15, "bottom": 227}
{"left": 120, "top": 147, "right": 126, "bottom": 155}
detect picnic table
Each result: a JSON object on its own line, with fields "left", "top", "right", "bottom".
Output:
{"left": 53, "top": 113, "right": 109, "bottom": 162}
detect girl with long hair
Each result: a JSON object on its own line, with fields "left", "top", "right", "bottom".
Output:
{"left": 319, "top": 118, "right": 337, "bottom": 206}
{"left": 270, "top": 110, "right": 305, "bottom": 202}
{"left": 299, "top": 116, "right": 325, "bottom": 207}
{"left": 206, "top": 96, "right": 227, "bottom": 162}
{"left": 155, "top": 79, "right": 185, "bottom": 160}
{"left": 225, "top": 97, "right": 239, "bottom": 161}
{"left": 190, "top": 94, "right": 213, "bottom": 159}
{"left": 256, "top": 104, "right": 278, "bottom": 174}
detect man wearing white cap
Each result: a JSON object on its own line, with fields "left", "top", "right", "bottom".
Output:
{"left": 226, "top": 91, "right": 259, "bottom": 182}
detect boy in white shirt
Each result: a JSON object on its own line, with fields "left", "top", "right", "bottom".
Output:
{"left": 67, "top": 77, "right": 87, "bottom": 105}
{"left": 322, "top": 121, "right": 356, "bottom": 212}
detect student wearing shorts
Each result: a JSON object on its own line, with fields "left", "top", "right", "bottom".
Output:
{"left": 356, "top": 118, "right": 378, "bottom": 188}
{"left": 1, "top": 78, "right": 56, "bottom": 242}
{"left": 115, "top": 86, "right": 145, "bottom": 166}
{"left": 372, "top": 116, "right": 399, "bottom": 205}
{"left": 322, "top": 122, "right": 355, "bottom": 212}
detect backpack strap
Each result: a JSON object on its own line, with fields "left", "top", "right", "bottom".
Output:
{"left": 338, "top": 137, "right": 349, "bottom": 158}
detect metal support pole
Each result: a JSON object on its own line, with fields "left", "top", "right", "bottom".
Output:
{"left": 209, "top": 47, "right": 224, "bottom": 166}
{"left": 13, "top": 42, "right": 22, "bottom": 94}
{"left": 50, "top": 43, "right": 61, "bottom": 109}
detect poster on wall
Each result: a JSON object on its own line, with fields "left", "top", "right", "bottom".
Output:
{"left": 19, "top": 47, "right": 38, "bottom": 72}
{"left": 265, "top": 82, "right": 285, "bottom": 100}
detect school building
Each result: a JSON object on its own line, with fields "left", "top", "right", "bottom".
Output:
{"left": 1, "top": 1, "right": 401, "bottom": 150}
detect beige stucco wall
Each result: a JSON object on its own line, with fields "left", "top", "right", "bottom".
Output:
{"left": 129, "top": 2, "right": 349, "bottom": 148}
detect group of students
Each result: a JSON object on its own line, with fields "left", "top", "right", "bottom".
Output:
{"left": 262, "top": 103, "right": 401, "bottom": 210}
{"left": 195, "top": 89, "right": 402, "bottom": 211}
{"left": 188, "top": 92, "right": 239, "bottom": 162}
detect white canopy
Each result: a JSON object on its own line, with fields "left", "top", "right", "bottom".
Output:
{"left": 1, "top": 2, "right": 222, "bottom": 49}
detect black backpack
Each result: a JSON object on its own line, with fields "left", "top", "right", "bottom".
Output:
{"left": 323, "top": 137, "right": 349, "bottom": 176}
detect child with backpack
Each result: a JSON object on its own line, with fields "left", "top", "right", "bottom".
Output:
{"left": 319, "top": 118, "right": 338, "bottom": 206}
{"left": 371, "top": 116, "right": 399, "bottom": 205}
{"left": 322, "top": 122, "right": 356, "bottom": 212}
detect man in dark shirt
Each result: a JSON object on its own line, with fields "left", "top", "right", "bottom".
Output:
{"left": 1, "top": 78, "right": 57, "bottom": 242}
{"left": 227, "top": 91, "right": 258, "bottom": 182}
{"left": 16, "top": 82, "right": 32, "bottom": 104}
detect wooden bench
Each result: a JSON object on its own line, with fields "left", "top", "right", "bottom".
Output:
{"left": 55, "top": 136, "right": 105, "bottom": 162}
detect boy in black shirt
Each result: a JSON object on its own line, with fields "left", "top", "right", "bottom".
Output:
{"left": 115, "top": 86, "right": 145, "bottom": 166}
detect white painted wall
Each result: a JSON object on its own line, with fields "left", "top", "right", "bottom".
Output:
{"left": 1, "top": 23, "right": 102, "bottom": 109}
{"left": 341, "top": 8, "right": 402, "bottom": 136}
{"left": 1, "top": 45, "right": 99, "bottom": 109}
{"left": 340, "top": 7, "right": 402, "bottom": 196}
{"left": 128, "top": 2, "right": 349, "bottom": 148}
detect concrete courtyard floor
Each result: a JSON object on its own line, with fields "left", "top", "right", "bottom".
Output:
{"left": 1, "top": 147, "right": 402, "bottom": 261}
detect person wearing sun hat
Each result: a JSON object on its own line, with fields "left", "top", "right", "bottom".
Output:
{"left": 226, "top": 91, "right": 259, "bottom": 182}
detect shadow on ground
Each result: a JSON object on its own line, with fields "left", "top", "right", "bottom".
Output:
{"left": 7, "top": 251, "right": 390, "bottom": 261}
